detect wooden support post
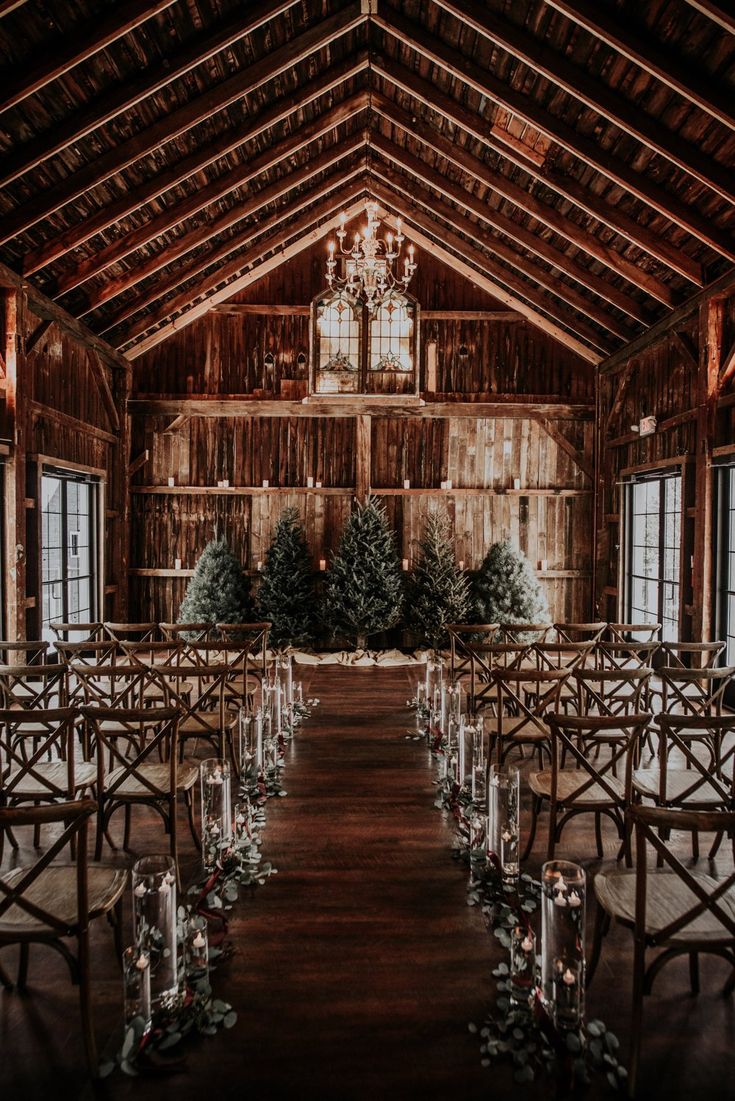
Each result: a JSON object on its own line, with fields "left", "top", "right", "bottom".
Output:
{"left": 2, "top": 288, "right": 27, "bottom": 639}
{"left": 355, "top": 414, "right": 371, "bottom": 504}
{"left": 112, "top": 369, "right": 131, "bottom": 620}
{"left": 692, "top": 297, "right": 723, "bottom": 642}
{"left": 86, "top": 349, "right": 121, "bottom": 431}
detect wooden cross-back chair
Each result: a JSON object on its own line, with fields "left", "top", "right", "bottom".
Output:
{"left": 119, "top": 639, "right": 184, "bottom": 665}
{"left": 446, "top": 624, "right": 500, "bottom": 682}
{"left": 49, "top": 621, "right": 105, "bottom": 643}
{"left": 71, "top": 661, "right": 156, "bottom": 714}
{"left": 150, "top": 663, "right": 234, "bottom": 760}
{"left": 595, "top": 639, "right": 660, "bottom": 672}
{"left": 525, "top": 713, "right": 650, "bottom": 862}
{"left": 488, "top": 667, "right": 570, "bottom": 766}
{"left": 466, "top": 642, "right": 531, "bottom": 713}
{"left": 573, "top": 667, "right": 653, "bottom": 717}
{"left": 0, "top": 641, "right": 49, "bottom": 665}
{"left": 607, "top": 623, "right": 661, "bottom": 643}
{"left": 589, "top": 805, "right": 735, "bottom": 1097}
{"left": 553, "top": 622, "right": 607, "bottom": 644}
{"left": 84, "top": 706, "right": 197, "bottom": 884}
{"left": 0, "top": 708, "right": 96, "bottom": 860}
{"left": 656, "top": 640, "right": 726, "bottom": 669}
{"left": 500, "top": 623, "right": 553, "bottom": 644}
{"left": 0, "top": 799, "right": 127, "bottom": 1075}
{"left": 215, "top": 622, "right": 270, "bottom": 679}
{"left": 103, "top": 621, "right": 158, "bottom": 644}
{"left": 0, "top": 663, "right": 68, "bottom": 711}
{"left": 56, "top": 640, "right": 121, "bottom": 707}
{"left": 160, "top": 621, "right": 213, "bottom": 643}
{"left": 656, "top": 665, "right": 734, "bottom": 719}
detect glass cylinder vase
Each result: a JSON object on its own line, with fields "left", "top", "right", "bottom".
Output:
{"left": 200, "top": 758, "right": 232, "bottom": 872}
{"left": 488, "top": 765, "right": 520, "bottom": 886}
{"left": 425, "top": 659, "right": 444, "bottom": 714}
{"left": 184, "top": 917, "right": 209, "bottom": 983}
{"left": 276, "top": 653, "right": 293, "bottom": 707}
{"left": 132, "top": 855, "right": 179, "bottom": 1011}
{"left": 541, "top": 860, "right": 586, "bottom": 1030}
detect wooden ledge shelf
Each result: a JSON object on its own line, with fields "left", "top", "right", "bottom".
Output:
{"left": 130, "top": 485, "right": 591, "bottom": 497}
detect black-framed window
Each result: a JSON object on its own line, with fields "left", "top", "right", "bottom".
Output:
{"left": 716, "top": 463, "right": 735, "bottom": 667}
{"left": 624, "top": 471, "right": 682, "bottom": 642}
{"left": 41, "top": 469, "right": 99, "bottom": 643}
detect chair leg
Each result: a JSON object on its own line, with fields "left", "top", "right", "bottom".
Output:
{"left": 689, "top": 952, "right": 700, "bottom": 995}
{"left": 184, "top": 789, "right": 199, "bottom": 847}
{"left": 628, "top": 937, "right": 646, "bottom": 1098}
{"left": 691, "top": 830, "right": 699, "bottom": 863}
{"left": 94, "top": 802, "right": 104, "bottom": 861}
{"left": 77, "top": 930, "right": 98, "bottom": 1077}
{"left": 595, "top": 812, "right": 604, "bottom": 859}
{"left": 708, "top": 831, "right": 723, "bottom": 860}
{"left": 109, "top": 897, "right": 124, "bottom": 964}
{"left": 587, "top": 902, "right": 610, "bottom": 987}
{"left": 123, "top": 805, "right": 132, "bottom": 851}
{"left": 0, "top": 954, "right": 13, "bottom": 989}
{"left": 521, "top": 795, "right": 542, "bottom": 861}
{"left": 17, "top": 943, "right": 29, "bottom": 988}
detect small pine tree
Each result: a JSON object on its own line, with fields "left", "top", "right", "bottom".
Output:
{"left": 472, "top": 539, "right": 549, "bottom": 628}
{"left": 322, "top": 497, "right": 403, "bottom": 650}
{"left": 257, "top": 507, "right": 316, "bottom": 650}
{"left": 406, "top": 508, "right": 470, "bottom": 650}
{"left": 178, "top": 538, "right": 253, "bottom": 626}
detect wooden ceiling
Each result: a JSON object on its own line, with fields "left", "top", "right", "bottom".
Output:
{"left": 0, "top": 0, "right": 734, "bottom": 365}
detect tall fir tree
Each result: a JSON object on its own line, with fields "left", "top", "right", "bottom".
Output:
{"left": 405, "top": 508, "right": 470, "bottom": 650}
{"left": 322, "top": 497, "right": 404, "bottom": 650}
{"left": 257, "top": 507, "right": 316, "bottom": 649}
{"left": 178, "top": 537, "right": 253, "bottom": 627}
{"left": 472, "top": 539, "right": 549, "bottom": 627}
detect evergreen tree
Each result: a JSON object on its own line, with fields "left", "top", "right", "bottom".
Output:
{"left": 257, "top": 507, "right": 316, "bottom": 650}
{"left": 472, "top": 539, "right": 549, "bottom": 628}
{"left": 322, "top": 497, "right": 403, "bottom": 650}
{"left": 405, "top": 508, "right": 470, "bottom": 650}
{"left": 178, "top": 537, "right": 253, "bottom": 627}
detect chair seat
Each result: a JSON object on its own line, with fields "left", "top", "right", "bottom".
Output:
{"left": 5, "top": 761, "right": 97, "bottom": 797}
{"left": 0, "top": 864, "right": 128, "bottom": 937}
{"left": 530, "top": 769, "right": 625, "bottom": 804}
{"left": 595, "top": 866, "right": 735, "bottom": 943}
{"left": 106, "top": 760, "right": 198, "bottom": 796}
{"left": 179, "top": 713, "right": 223, "bottom": 735}
{"left": 632, "top": 768, "right": 730, "bottom": 806}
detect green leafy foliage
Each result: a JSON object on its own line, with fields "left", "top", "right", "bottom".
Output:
{"left": 405, "top": 508, "right": 470, "bottom": 649}
{"left": 472, "top": 539, "right": 549, "bottom": 628}
{"left": 178, "top": 537, "right": 253, "bottom": 627}
{"left": 257, "top": 507, "right": 316, "bottom": 649}
{"left": 322, "top": 496, "right": 404, "bottom": 649}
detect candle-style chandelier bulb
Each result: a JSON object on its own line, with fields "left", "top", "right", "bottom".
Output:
{"left": 324, "top": 202, "right": 417, "bottom": 311}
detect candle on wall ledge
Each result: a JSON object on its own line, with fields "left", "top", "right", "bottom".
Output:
{"left": 319, "top": 558, "right": 327, "bottom": 571}
{"left": 262, "top": 479, "right": 269, "bottom": 488}
{"left": 257, "top": 561, "right": 263, "bottom": 572}
{"left": 174, "top": 558, "right": 182, "bottom": 571}
{"left": 315, "top": 480, "right": 322, "bottom": 488}
{"left": 167, "top": 477, "right": 175, "bottom": 487}
{"left": 445, "top": 478, "right": 453, "bottom": 490}
{"left": 307, "top": 476, "right": 314, "bottom": 488}
{"left": 458, "top": 559, "right": 465, "bottom": 570}
{"left": 540, "top": 559, "right": 548, "bottom": 571}
{"left": 222, "top": 479, "right": 229, "bottom": 488}
{"left": 402, "top": 558, "right": 409, "bottom": 571}
{"left": 513, "top": 478, "right": 521, "bottom": 490}
{"left": 403, "top": 479, "right": 411, "bottom": 489}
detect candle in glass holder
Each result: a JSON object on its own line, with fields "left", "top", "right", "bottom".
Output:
{"left": 185, "top": 919, "right": 209, "bottom": 981}
{"left": 509, "top": 927, "right": 536, "bottom": 1006}
{"left": 122, "top": 946, "right": 151, "bottom": 1032}
{"left": 132, "top": 856, "right": 179, "bottom": 1010}
{"left": 200, "top": 759, "right": 232, "bottom": 872}
{"left": 541, "top": 860, "right": 586, "bottom": 1029}
{"left": 488, "top": 765, "right": 520, "bottom": 886}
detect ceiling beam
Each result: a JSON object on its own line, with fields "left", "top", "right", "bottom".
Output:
{"left": 370, "top": 129, "right": 649, "bottom": 329}
{"left": 120, "top": 191, "right": 369, "bottom": 358}
{"left": 0, "top": 2, "right": 367, "bottom": 244}
{"left": 128, "top": 398, "right": 595, "bottom": 419}
{"left": 372, "top": 92, "right": 674, "bottom": 309}
{"left": 376, "top": 58, "right": 702, "bottom": 286}
{"left": 0, "top": 1, "right": 29, "bottom": 16}
{"left": 682, "top": 1, "right": 735, "bottom": 35}
{"left": 368, "top": 185, "right": 601, "bottom": 364}
{"left": 96, "top": 151, "right": 366, "bottom": 335}
{"left": 374, "top": 9, "right": 735, "bottom": 261}
{"left": 435, "top": 0, "right": 735, "bottom": 203}
{"left": 544, "top": 0, "right": 735, "bottom": 132}
{"left": 370, "top": 169, "right": 615, "bottom": 354}
{"left": 79, "top": 133, "right": 366, "bottom": 318}
{"left": 0, "top": 0, "right": 300, "bottom": 187}
{"left": 21, "top": 54, "right": 369, "bottom": 275}
{"left": 0, "top": 0, "right": 177, "bottom": 115}
{"left": 53, "top": 94, "right": 368, "bottom": 301}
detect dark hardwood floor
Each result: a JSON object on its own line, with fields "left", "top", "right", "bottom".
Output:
{"left": 1, "top": 667, "right": 733, "bottom": 1100}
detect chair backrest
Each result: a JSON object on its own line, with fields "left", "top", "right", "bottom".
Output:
{"left": 500, "top": 623, "right": 553, "bottom": 643}
{"left": 446, "top": 624, "right": 500, "bottom": 679}
{"left": 658, "top": 665, "right": 735, "bottom": 716}
{"left": 49, "top": 621, "right": 104, "bottom": 643}
{"left": 103, "top": 622, "right": 158, "bottom": 643}
{"left": 553, "top": 622, "right": 607, "bottom": 643}
{"left": 0, "top": 663, "right": 68, "bottom": 709}
{"left": 545, "top": 712, "right": 650, "bottom": 806}
{"left": 574, "top": 667, "right": 652, "bottom": 716}
{"left": 0, "top": 707, "right": 79, "bottom": 803}
{"left": 71, "top": 662, "right": 157, "bottom": 710}
{"left": 215, "top": 623, "right": 270, "bottom": 676}
{"left": 159, "top": 622, "right": 213, "bottom": 643}
{"left": 657, "top": 641, "right": 726, "bottom": 670}
{"left": 491, "top": 668, "right": 570, "bottom": 741}
{"left": 55, "top": 639, "right": 120, "bottom": 667}
{"left": 466, "top": 642, "right": 531, "bottom": 712}
{"left": 151, "top": 664, "right": 230, "bottom": 737}
{"left": 532, "top": 641, "right": 595, "bottom": 670}
{"left": 120, "top": 640, "right": 184, "bottom": 666}
{"left": 0, "top": 640, "right": 49, "bottom": 665}
{"left": 595, "top": 639, "right": 660, "bottom": 671}
{"left": 628, "top": 804, "right": 735, "bottom": 947}
{"left": 607, "top": 622, "right": 661, "bottom": 643}
{"left": 84, "top": 706, "right": 180, "bottom": 802}
{"left": 649, "top": 714, "right": 735, "bottom": 808}
{"left": 0, "top": 799, "right": 96, "bottom": 937}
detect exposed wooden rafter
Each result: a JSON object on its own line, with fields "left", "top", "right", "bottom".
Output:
{"left": 682, "top": 1, "right": 735, "bottom": 34}
{"left": 0, "top": 0, "right": 177, "bottom": 115}
{"left": 374, "top": 10, "right": 735, "bottom": 260}
{"left": 0, "top": 2, "right": 367, "bottom": 243}
{"left": 545, "top": 0, "right": 735, "bottom": 131}
{"left": 0, "top": 0, "right": 301, "bottom": 187}
{"left": 375, "top": 58, "right": 703, "bottom": 286}
{"left": 24, "top": 318, "right": 53, "bottom": 356}
{"left": 128, "top": 398, "right": 595, "bottom": 419}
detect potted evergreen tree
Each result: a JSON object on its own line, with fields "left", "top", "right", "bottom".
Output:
{"left": 257, "top": 507, "right": 316, "bottom": 650}
{"left": 178, "top": 537, "right": 253, "bottom": 630}
{"left": 405, "top": 508, "right": 470, "bottom": 651}
{"left": 322, "top": 497, "right": 403, "bottom": 651}
{"left": 472, "top": 539, "right": 549, "bottom": 629}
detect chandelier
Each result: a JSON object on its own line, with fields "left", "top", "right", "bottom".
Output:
{"left": 326, "top": 201, "right": 417, "bottom": 310}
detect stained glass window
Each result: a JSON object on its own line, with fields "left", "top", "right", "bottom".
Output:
{"left": 369, "top": 291, "right": 414, "bottom": 373}
{"left": 314, "top": 291, "right": 361, "bottom": 392}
